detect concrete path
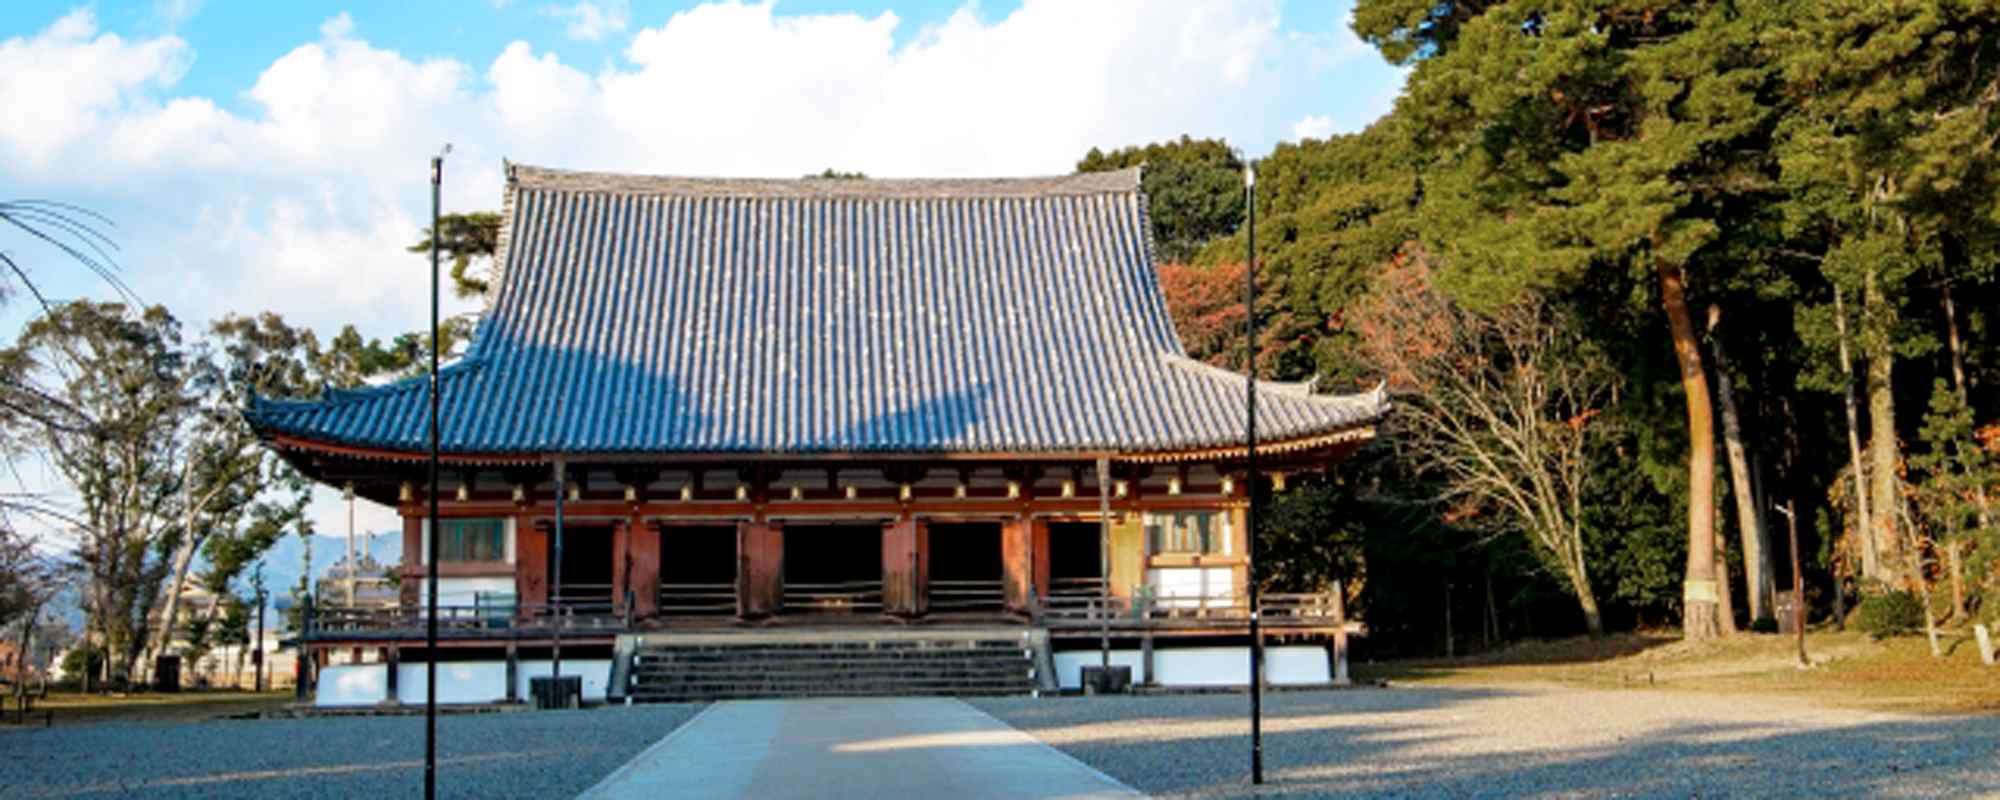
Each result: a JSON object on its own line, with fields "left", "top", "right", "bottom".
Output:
{"left": 579, "top": 698, "right": 1143, "bottom": 799}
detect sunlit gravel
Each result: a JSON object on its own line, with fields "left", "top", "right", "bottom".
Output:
{"left": 971, "top": 685, "right": 2000, "bottom": 798}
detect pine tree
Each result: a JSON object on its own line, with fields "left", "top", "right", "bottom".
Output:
{"left": 1352, "top": 0, "right": 1797, "bottom": 638}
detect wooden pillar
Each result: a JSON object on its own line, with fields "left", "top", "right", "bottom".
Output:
{"left": 504, "top": 644, "right": 520, "bottom": 703}
{"left": 1332, "top": 579, "right": 1352, "bottom": 685}
{"left": 883, "top": 519, "right": 929, "bottom": 617}
{"left": 1107, "top": 515, "right": 1144, "bottom": 598}
{"left": 1032, "top": 519, "right": 1051, "bottom": 601}
{"left": 1001, "top": 517, "right": 1034, "bottom": 614}
{"left": 1141, "top": 631, "right": 1156, "bottom": 686}
{"left": 383, "top": 646, "right": 401, "bottom": 706}
{"left": 1231, "top": 505, "right": 1250, "bottom": 597}
{"left": 611, "top": 519, "right": 631, "bottom": 611}
{"left": 737, "top": 522, "right": 783, "bottom": 619}
{"left": 399, "top": 516, "right": 422, "bottom": 607}
{"left": 629, "top": 518, "right": 660, "bottom": 618}
{"left": 515, "top": 514, "right": 549, "bottom": 613}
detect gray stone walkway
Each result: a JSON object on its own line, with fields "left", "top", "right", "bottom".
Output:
{"left": 579, "top": 698, "right": 1142, "bottom": 800}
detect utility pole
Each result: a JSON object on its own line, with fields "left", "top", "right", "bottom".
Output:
{"left": 1243, "top": 160, "right": 1265, "bottom": 786}
{"left": 552, "top": 458, "right": 566, "bottom": 693}
{"left": 253, "top": 563, "right": 267, "bottom": 694}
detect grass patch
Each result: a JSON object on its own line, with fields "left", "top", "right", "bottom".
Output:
{"left": 1357, "top": 630, "right": 1999, "bottom": 715}
{"left": 2, "top": 690, "right": 293, "bottom": 727}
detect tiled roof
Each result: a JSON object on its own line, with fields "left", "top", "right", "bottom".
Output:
{"left": 246, "top": 164, "right": 1385, "bottom": 456}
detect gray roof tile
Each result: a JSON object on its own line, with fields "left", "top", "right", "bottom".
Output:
{"left": 247, "top": 164, "right": 1385, "bottom": 455}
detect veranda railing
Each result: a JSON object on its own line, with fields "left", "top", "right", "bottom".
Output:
{"left": 1035, "top": 591, "right": 1352, "bottom": 631}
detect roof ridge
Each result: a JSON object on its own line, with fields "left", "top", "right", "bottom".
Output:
{"left": 506, "top": 164, "right": 1142, "bottom": 198}
{"left": 249, "top": 361, "right": 482, "bottom": 412}
{"left": 1158, "top": 352, "right": 1386, "bottom": 406}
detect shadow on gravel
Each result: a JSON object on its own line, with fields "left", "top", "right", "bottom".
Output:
{"left": 974, "top": 688, "right": 2000, "bottom": 799}
{"left": 10, "top": 703, "right": 707, "bottom": 800}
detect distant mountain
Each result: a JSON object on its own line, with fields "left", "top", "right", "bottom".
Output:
{"left": 255, "top": 531, "right": 402, "bottom": 611}
{"left": 43, "top": 533, "right": 404, "bottom": 637}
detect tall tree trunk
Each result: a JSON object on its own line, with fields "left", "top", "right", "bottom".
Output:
{"left": 1708, "top": 306, "right": 1776, "bottom": 622}
{"left": 1566, "top": 529, "right": 1606, "bottom": 637}
{"left": 1899, "top": 500, "right": 1945, "bottom": 657}
{"left": 149, "top": 537, "right": 201, "bottom": 668}
{"left": 1948, "top": 545, "right": 1967, "bottom": 623}
{"left": 1659, "top": 254, "right": 1723, "bottom": 639}
{"left": 1833, "top": 286, "right": 1876, "bottom": 583}
{"left": 1714, "top": 528, "right": 1739, "bottom": 634}
{"left": 15, "top": 605, "right": 37, "bottom": 698}
{"left": 1864, "top": 270, "right": 1903, "bottom": 587}
{"left": 1942, "top": 284, "right": 1985, "bottom": 620}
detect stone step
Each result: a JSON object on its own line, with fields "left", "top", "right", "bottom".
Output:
{"left": 632, "top": 643, "right": 1028, "bottom": 657}
{"left": 632, "top": 664, "right": 1032, "bottom": 676}
{"left": 636, "top": 671, "right": 1032, "bottom": 686}
{"left": 630, "top": 683, "right": 1032, "bottom": 702}
{"left": 636, "top": 652, "right": 1032, "bottom": 664}
{"left": 634, "top": 675, "right": 1033, "bottom": 689}
{"left": 624, "top": 633, "right": 1043, "bottom": 702}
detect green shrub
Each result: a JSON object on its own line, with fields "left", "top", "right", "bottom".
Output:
{"left": 1855, "top": 590, "right": 1923, "bottom": 636}
{"left": 59, "top": 643, "right": 103, "bottom": 682}
{"left": 1748, "top": 616, "right": 1779, "bottom": 634}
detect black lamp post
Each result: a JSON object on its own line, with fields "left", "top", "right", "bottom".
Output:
{"left": 1244, "top": 160, "right": 1264, "bottom": 785}
{"left": 424, "top": 144, "right": 450, "bottom": 800}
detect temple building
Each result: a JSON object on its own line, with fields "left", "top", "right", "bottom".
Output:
{"left": 250, "top": 164, "right": 1384, "bottom": 705}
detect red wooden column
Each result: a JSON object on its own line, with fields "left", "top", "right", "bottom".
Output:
{"left": 1032, "top": 519, "right": 1052, "bottom": 602}
{"left": 737, "top": 522, "right": 783, "bottom": 619}
{"left": 1001, "top": 517, "right": 1034, "bottom": 614}
{"left": 610, "top": 519, "right": 631, "bottom": 611}
{"left": 515, "top": 514, "right": 549, "bottom": 611}
{"left": 628, "top": 517, "right": 660, "bottom": 618}
{"left": 399, "top": 515, "right": 423, "bottom": 607}
{"left": 883, "top": 519, "right": 929, "bottom": 617}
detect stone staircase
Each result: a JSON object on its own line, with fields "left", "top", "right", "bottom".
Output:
{"left": 623, "top": 629, "right": 1042, "bottom": 703}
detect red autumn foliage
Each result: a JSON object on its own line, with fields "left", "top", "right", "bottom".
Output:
{"left": 1978, "top": 423, "right": 2000, "bottom": 455}
{"left": 1345, "top": 249, "right": 1455, "bottom": 393}
{"left": 1156, "top": 262, "right": 1298, "bottom": 370}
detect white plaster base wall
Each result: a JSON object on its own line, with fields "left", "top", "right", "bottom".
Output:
{"left": 515, "top": 660, "right": 612, "bottom": 703}
{"left": 318, "top": 664, "right": 389, "bottom": 707}
{"left": 313, "top": 659, "right": 613, "bottom": 707}
{"left": 1053, "top": 650, "right": 1147, "bottom": 690}
{"left": 1054, "top": 646, "right": 1330, "bottom": 690}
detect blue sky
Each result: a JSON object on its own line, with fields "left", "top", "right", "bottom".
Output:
{"left": 0, "top": 0, "right": 1404, "bottom": 552}
{"left": 1, "top": 1, "right": 1389, "bottom": 135}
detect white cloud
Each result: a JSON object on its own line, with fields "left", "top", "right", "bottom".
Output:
{"left": 0, "top": 10, "right": 194, "bottom": 169}
{"left": 544, "top": 1, "right": 630, "bottom": 42}
{"left": 155, "top": 0, "right": 204, "bottom": 27}
{"left": 0, "top": 0, "right": 1395, "bottom": 544}
{"left": 1291, "top": 113, "right": 1335, "bottom": 141}
{"left": 319, "top": 12, "right": 355, "bottom": 39}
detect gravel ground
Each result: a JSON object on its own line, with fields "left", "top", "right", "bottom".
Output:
{"left": 10, "top": 704, "right": 705, "bottom": 799}
{"left": 972, "top": 685, "right": 2000, "bottom": 798}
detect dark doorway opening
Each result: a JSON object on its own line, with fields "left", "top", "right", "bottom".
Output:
{"left": 929, "top": 522, "right": 1003, "bottom": 612}
{"left": 552, "top": 524, "right": 615, "bottom": 610}
{"left": 1047, "top": 521, "right": 1105, "bottom": 599}
{"left": 783, "top": 524, "right": 883, "bottom": 615}
{"left": 660, "top": 525, "right": 737, "bottom": 617}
